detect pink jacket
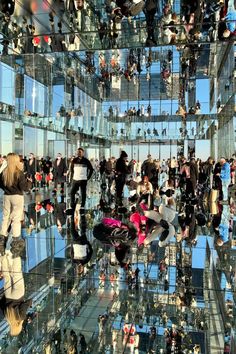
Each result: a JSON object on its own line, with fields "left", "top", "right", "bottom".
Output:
{"left": 130, "top": 212, "right": 147, "bottom": 246}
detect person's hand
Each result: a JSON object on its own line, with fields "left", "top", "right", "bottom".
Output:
{"left": 110, "top": 240, "right": 120, "bottom": 247}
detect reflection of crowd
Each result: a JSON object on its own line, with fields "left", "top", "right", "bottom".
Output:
{"left": 0, "top": 148, "right": 235, "bottom": 352}
{"left": 0, "top": 102, "right": 14, "bottom": 116}
{"left": 1, "top": 0, "right": 235, "bottom": 57}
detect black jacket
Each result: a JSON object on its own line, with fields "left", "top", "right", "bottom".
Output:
{"left": 189, "top": 162, "right": 199, "bottom": 184}
{"left": 70, "top": 219, "right": 93, "bottom": 265}
{"left": 70, "top": 157, "right": 93, "bottom": 181}
{"left": 25, "top": 158, "right": 39, "bottom": 176}
{"left": 53, "top": 158, "right": 67, "bottom": 182}
{"left": 115, "top": 157, "right": 130, "bottom": 176}
{"left": 0, "top": 171, "right": 30, "bottom": 195}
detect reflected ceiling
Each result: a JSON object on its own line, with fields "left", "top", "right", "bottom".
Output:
{"left": 0, "top": 0, "right": 234, "bottom": 55}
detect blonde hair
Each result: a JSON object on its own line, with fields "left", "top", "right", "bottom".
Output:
{"left": 5, "top": 307, "right": 23, "bottom": 336}
{"left": 2, "top": 153, "right": 23, "bottom": 187}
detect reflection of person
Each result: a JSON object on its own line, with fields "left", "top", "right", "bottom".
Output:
{"left": 115, "top": 151, "right": 130, "bottom": 205}
{"left": 69, "top": 148, "right": 94, "bottom": 213}
{"left": 52, "top": 153, "right": 67, "bottom": 193}
{"left": 54, "top": 196, "right": 66, "bottom": 230}
{"left": 216, "top": 204, "right": 230, "bottom": 246}
{"left": 25, "top": 153, "right": 39, "bottom": 190}
{"left": 70, "top": 216, "right": 93, "bottom": 273}
{"left": 223, "top": 0, "right": 236, "bottom": 38}
{"left": 79, "top": 333, "right": 87, "bottom": 353}
{"left": 219, "top": 157, "right": 231, "bottom": 202}
{"left": 0, "top": 153, "right": 30, "bottom": 255}
{"left": 0, "top": 254, "right": 31, "bottom": 336}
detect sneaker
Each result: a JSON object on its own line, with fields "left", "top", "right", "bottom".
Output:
{"left": 0, "top": 236, "right": 6, "bottom": 256}
{"left": 10, "top": 238, "right": 25, "bottom": 258}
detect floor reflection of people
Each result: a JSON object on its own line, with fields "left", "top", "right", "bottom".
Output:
{"left": 216, "top": 204, "right": 230, "bottom": 246}
{"left": 70, "top": 215, "right": 93, "bottom": 274}
{"left": 0, "top": 254, "right": 31, "bottom": 336}
{"left": 54, "top": 196, "right": 67, "bottom": 231}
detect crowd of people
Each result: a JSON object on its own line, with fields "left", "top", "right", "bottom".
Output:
{"left": 0, "top": 0, "right": 235, "bottom": 56}
{"left": 0, "top": 148, "right": 235, "bottom": 352}
{"left": 92, "top": 152, "right": 235, "bottom": 266}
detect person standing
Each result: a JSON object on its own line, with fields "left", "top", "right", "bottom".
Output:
{"left": 78, "top": 333, "right": 87, "bottom": 354}
{"left": 188, "top": 158, "right": 199, "bottom": 197}
{"left": 25, "top": 153, "right": 39, "bottom": 191}
{"left": 99, "top": 156, "right": 107, "bottom": 179}
{"left": 69, "top": 330, "right": 78, "bottom": 354}
{"left": 53, "top": 153, "right": 67, "bottom": 194}
{"left": 219, "top": 157, "right": 231, "bottom": 202}
{"left": 0, "top": 153, "right": 31, "bottom": 256}
{"left": 69, "top": 148, "right": 93, "bottom": 214}
{"left": 169, "top": 156, "right": 178, "bottom": 184}
{"left": 115, "top": 151, "right": 130, "bottom": 205}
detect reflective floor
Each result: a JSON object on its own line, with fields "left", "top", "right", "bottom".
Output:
{"left": 0, "top": 178, "right": 235, "bottom": 354}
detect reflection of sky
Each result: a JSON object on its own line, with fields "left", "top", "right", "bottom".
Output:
{"left": 0, "top": 62, "right": 15, "bottom": 106}
{"left": 192, "top": 236, "right": 207, "bottom": 269}
{"left": 221, "top": 273, "right": 234, "bottom": 302}
{"left": 196, "top": 79, "right": 210, "bottom": 114}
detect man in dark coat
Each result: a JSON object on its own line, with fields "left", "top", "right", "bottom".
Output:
{"left": 115, "top": 151, "right": 130, "bottom": 205}
{"left": 25, "top": 153, "right": 39, "bottom": 190}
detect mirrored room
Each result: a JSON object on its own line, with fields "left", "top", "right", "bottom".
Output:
{"left": 0, "top": 0, "right": 235, "bottom": 353}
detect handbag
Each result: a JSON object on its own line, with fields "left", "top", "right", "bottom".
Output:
{"left": 209, "top": 189, "right": 219, "bottom": 203}
{"left": 129, "top": 0, "right": 145, "bottom": 16}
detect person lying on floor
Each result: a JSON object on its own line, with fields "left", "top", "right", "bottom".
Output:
{"left": 143, "top": 199, "right": 176, "bottom": 247}
{"left": 93, "top": 217, "right": 137, "bottom": 266}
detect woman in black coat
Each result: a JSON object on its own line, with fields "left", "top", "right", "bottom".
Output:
{"left": 53, "top": 153, "right": 67, "bottom": 193}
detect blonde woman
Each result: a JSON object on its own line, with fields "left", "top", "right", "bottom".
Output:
{"left": 0, "top": 254, "right": 31, "bottom": 336}
{"left": 0, "top": 153, "right": 31, "bottom": 256}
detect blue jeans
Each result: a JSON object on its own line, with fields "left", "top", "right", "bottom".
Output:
{"left": 221, "top": 179, "right": 230, "bottom": 200}
{"left": 228, "top": 0, "right": 235, "bottom": 11}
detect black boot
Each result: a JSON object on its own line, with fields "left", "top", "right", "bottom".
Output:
{"left": 10, "top": 238, "right": 25, "bottom": 258}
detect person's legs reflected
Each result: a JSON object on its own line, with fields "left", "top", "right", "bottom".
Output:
{"left": 70, "top": 181, "right": 81, "bottom": 210}
{"left": 222, "top": 180, "right": 230, "bottom": 200}
{"left": 2, "top": 254, "right": 25, "bottom": 300}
